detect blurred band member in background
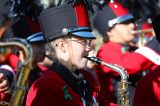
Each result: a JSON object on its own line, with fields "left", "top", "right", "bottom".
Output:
{"left": 133, "top": 14, "right": 160, "bottom": 106}
{"left": 92, "top": 0, "right": 160, "bottom": 106}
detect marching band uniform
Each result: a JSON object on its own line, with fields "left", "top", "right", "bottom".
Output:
{"left": 95, "top": 41, "right": 156, "bottom": 106}
{"left": 26, "top": 2, "right": 99, "bottom": 106}
{"left": 133, "top": 14, "right": 160, "bottom": 106}
{"left": 133, "top": 66, "right": 160, "bottom": 106}
{"left": 93, "top": 1, "right": 159, "bottom": 106}
{"left": 27, "top": 62, "right": 98, "bottom": 106}
{"left": 0, "top": 0, "right": 50, "bottom": 105}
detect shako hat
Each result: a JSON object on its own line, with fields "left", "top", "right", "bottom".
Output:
{"left": 39, "top": 2, "right": 96, "bottom": 41}
{"left": 93, "top": 0, "right": 134, "bottom": 36}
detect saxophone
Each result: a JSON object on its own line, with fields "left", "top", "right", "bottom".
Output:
{"left": 0, "top": 38, "right": 33, "bottom": 106}
{"left": 85, "top": 56, "right": 130, "bottom": 106}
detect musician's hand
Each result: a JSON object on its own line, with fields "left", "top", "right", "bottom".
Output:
{"left": 0, "top": 73, "right": 10, "bottom": 94}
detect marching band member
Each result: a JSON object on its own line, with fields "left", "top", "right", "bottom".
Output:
{"left": 92, "top": 0, "right": 160, "bottom": 105}
{"left": 133, "top": 14, "right": 160, "bottom": 106}
{"left": 26, "top": 1, "right": 99, "bottom": 106}
{"left": 0, "top": 1, "right": 18, "bottom": 104}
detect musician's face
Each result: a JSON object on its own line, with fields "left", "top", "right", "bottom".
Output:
{"left": 66, "top": 36, "right": 93, "bottom": 69}
{"left": 50, "top": 36, "right": 93, "bottom": 71}
{"left": 108, "top": 20, "right": 136, "bottom": 44}
{"left": 31, "top": 43, "right": 45, "bottom": 67}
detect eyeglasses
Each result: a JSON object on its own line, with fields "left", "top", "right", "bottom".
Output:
{"left": 70, "top": 39, "right": 92, "bottom": 47}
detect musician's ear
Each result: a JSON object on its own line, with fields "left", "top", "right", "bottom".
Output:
{"left": 55, "top": 38, "right": 67, "bottom": 53}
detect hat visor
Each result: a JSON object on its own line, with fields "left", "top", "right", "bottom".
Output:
{"left": 27, "top": 32, "right": 45, "bottom": 43}
{"left": 108, "top": 14, "right": 134, "bottom": 27}
{"left": 118, "top": 14, "right": 134, "bottom": 23}
{"left": 72, "top": 31, "right": 96, "bottom": 39}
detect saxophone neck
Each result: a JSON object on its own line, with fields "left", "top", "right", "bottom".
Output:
{"left": 85, "top": 56, "right": 129, "bottom": 81}
{"left": 103, "top": 63, "right": 129, "bottom": 82}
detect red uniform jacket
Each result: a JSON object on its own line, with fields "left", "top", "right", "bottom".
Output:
{"left": 26, "top": 62, "right": 99, "bottom": 106}
{"left": 96, "top": 41, "right": 157, "bottom": 106}
{"left": 133, "top": 66, "right": 160, "bottom": 106}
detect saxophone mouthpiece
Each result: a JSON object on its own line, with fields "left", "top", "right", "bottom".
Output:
{"left": 84, "top": 56, "right": 102, "bottom": 64}
{"left": 84, "top": 56, "right": 87, "bottom": 58}
{"left": 84, "top": 56, "right": 90, "bottom": 60}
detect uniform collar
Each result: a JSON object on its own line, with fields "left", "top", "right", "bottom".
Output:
{"left": 51, "top": 61, "right": 94, "bottom": 105}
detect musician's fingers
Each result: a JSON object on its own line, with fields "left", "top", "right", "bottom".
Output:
{"left": 0, "top": 78, "right": 9, "bottom": 93}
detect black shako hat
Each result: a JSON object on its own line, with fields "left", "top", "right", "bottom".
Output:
{"left": 93, "top": 0, "right": 134, "bottom": 36}
{"left": 38, "top": 3, "right": 96, "bottom": 41}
